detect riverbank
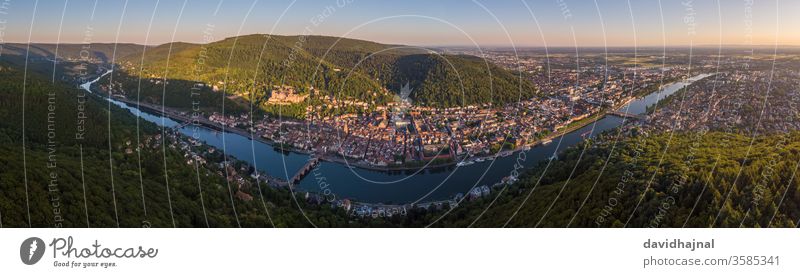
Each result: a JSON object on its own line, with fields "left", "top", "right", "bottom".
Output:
{"left": 102, "top": 78, "right": 674, "bottom": 173}
{"left": 80, "top": 70, "right": 715, "bottom": 204}
{"left": 172, "top": 100, "right": 609, "bottom": 173}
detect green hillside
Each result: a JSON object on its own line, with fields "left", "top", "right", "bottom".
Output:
{"left": 0, "top": 62, "right": 354, "bottom": 227}
{"left": 1, "top": 43, "right": 143, "bottom": 84}
{"left": 428, "top": 131, "right": 800, "bottom": 228}
{"left": 380, "top": 54, "right": 535, "bottom": 107}
{"left": 111, "top": 34, "right": 536, "bottom": 116}
{"left": 2, "top": 43, "right": 143, "bottom": 63}
{"left": 117, "top": 35, "right": 389, "bottom": 109}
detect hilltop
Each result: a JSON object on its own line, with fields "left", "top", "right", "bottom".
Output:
{"left": 1, "top": 43, "right": 143, "bottom": 63}
{"left": 110, "top": 34, "right": 536, "bottom": 116}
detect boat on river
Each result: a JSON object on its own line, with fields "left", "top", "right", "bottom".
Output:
{"left": 457, "top": 161, "right": 475, "bottom": 167}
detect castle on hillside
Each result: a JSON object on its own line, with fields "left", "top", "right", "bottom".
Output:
{"left": 267, "top": 85, "right": 308, "bottom": 104}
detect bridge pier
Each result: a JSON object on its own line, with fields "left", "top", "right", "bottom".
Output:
{"left": 290, "top": 157, "right": 320, "bottom": 185}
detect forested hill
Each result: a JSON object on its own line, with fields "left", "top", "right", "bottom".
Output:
{"left": 0, "top": 62, "right": 353, "bottom": 227}
{"left": 115, "top": 34, "right": 536, "bottom": 109}
{"left": 381, "top": 54, "right": 534, "bottom": 107}
{"left": 2, "top": 43, "right": 143, "bottom": 64}
{"left": 430, "top": 131, "right": 800, "bottom": 228}
{"left": 117, "top": 35, "right": 391, "bottom": 112}
{"left": 0, "top": 43, "right": 144, "bottom": 85}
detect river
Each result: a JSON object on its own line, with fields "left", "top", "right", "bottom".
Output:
{"left": 81, "top": 72, "right": 712, "bottom": 204}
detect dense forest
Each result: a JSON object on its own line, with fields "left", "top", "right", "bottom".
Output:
{"left": 425, "top": 130, "right": 800, "bottom": 228}
{"left": 110, "top": 35, "right": 537, "bottom": 116}
{"left": 265, "top": 35, "right": 538, "bottom": 107}
{"left": 375, "top": 54, "right": 536, "bottom": 107}
{"left": 0, "top": 62, "right": 372, "bottom": 227}
{"left": 1, "top": 43, "right": 143, "bottom": 64}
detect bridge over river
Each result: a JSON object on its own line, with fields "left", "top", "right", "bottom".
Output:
{"left": 608, "top": 110, "right": 646, "bottom": 120}
{"left": 290, "top": 157, "right": 320, "bottom": 185}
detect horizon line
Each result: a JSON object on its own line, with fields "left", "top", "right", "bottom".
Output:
{"left": 9, "top": 41, "right": 800, "bottom": 49}
{"left": 5, "top": 32, "right": 800, "bottom": 49}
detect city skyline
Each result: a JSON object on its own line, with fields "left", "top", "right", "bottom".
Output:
{"left": 2, "top": 0, "right": 799, "bottom": 47}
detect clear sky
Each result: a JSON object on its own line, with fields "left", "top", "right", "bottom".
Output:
{"left": 1, "top": 0, "right": 798, "bottom": 47}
